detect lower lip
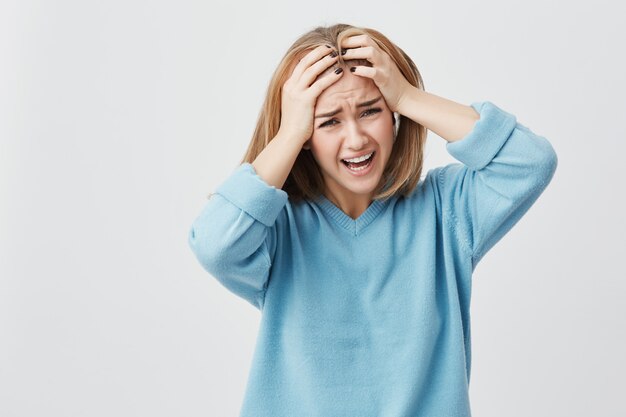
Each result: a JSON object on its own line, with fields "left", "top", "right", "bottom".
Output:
{"left": 341, "top": 152, "right": 376, "bottom": 177}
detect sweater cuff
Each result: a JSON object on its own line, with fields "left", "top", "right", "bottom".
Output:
{"left": 214, "top": 162, "right": 289, "bottom": 227}
{"left": 445, "top": 101, "right": 518, "bottom": 170}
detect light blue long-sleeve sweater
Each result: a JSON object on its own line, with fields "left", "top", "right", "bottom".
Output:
{"left": 188, "top": 101, "right": 558, "bottom": 417}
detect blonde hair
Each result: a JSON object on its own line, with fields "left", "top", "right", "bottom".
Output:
{"left": 239, "top": 23, "right": 427, "bottom": 204}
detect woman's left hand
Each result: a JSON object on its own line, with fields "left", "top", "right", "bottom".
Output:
{"left": 340, "top": 34, "right": 414, "bottom": 113}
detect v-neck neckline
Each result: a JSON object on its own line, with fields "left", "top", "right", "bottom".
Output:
{"left": 313, "top": 193, "right": 390, "bottom": 236}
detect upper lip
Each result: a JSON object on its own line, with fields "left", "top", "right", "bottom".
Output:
{"left": 341, "top": 150, "right": 375, "bottom": 160}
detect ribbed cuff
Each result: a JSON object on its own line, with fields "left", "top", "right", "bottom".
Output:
{"left": 445, "top": 101, "right": 518, "bottom": 170}
{"left": 214, "top": 163, "right": 289, "bottom": 227}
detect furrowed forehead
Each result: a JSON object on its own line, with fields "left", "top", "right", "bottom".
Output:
{"left": 315, "top": 80, "right": 382, "bottom": 117}
{"left": 317, "top": 75, "right": 378, "bottom": 102}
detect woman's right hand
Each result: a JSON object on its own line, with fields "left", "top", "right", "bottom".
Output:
{"left": 278, "top": 44, "right": 344, "bottom": 145}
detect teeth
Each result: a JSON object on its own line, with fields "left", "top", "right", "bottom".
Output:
{"left": 342, "top": 152, "right": 373, "bottom": 163}
{"left": 348, "top": 164, "right": 369, "bottom": 171}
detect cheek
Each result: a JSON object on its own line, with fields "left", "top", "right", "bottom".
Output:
{"left": 310, "top": 139, "right": 340, "bottom": 161}
{"left": 370, "top": 118, "right": 394, "bottom": 138}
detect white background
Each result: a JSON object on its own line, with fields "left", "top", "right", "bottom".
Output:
{"left": 1, "top": 0, "right": 624, "bottom": 416}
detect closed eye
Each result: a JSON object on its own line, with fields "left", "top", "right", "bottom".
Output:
{"left": 318, "top": 107, "right": 382, "bottom": 128}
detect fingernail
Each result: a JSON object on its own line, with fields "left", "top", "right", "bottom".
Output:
{"left": 329, "top": 51, "right": 337, "bottom": 58}
{"left": 334, "top": 67, "right": 343, "bottom": 74}
{"left": 350, "top": 67, "right": 356, "bottom": 72}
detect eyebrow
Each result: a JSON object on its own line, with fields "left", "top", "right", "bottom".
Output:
{"left": 315, "top": 96, "right": 382, "bottom": 118}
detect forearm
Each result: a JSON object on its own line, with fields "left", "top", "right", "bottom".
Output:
{"left": 251, "top": 132, "right": 304, "bottom": 190}
{"left": 397, "top": 87, "right": 480, "bottom": 143}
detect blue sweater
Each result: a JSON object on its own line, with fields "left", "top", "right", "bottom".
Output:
{"left": 188, "top": 101, "right": 558, "bottom": 417}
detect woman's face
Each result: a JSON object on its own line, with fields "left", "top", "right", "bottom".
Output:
{"left": 303, "top": 68, "right": 395, "bottom": 203}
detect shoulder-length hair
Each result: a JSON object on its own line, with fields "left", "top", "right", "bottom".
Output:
{"left": 239, "top": 23, "right": 427, "bottom": 204}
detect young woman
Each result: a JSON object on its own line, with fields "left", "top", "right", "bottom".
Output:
{"left": 188, "top": 23, "right": 557, "bottom": 417}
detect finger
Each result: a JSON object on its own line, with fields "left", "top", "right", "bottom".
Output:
{"left": 309, "top": 66, "right": 344, "bottom": 96}
{"left": 341, "top": 45, "right": 376, "bottom": 63}
{"left": 339, "top": 34, "right": 371, "bottom": 49}
{"left": 300, "top": 53, "right": 339, "bottom": 87}
{"left": 291, "top": 44, "right": 334, "bottom": 81}
{"left": 348, "top": 65, "right": 376, "bottom": 80}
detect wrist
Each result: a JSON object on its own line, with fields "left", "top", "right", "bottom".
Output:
{"left": 396, "top": 86, "right": 422, "bottom": 123}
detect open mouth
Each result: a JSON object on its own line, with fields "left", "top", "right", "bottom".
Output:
{"left": 341, "top": 151, "right": 375, "bottom": 174}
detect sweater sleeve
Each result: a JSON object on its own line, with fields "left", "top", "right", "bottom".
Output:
{"left": 187, "top": 162, "right": 289, "bottom": 310}
{"left": 438, "top": 101, "right": 558, "bottom": 271}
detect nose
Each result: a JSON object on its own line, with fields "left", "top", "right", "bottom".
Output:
{"left": 344, "top": 119, "right": 369, "bottom": 149}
